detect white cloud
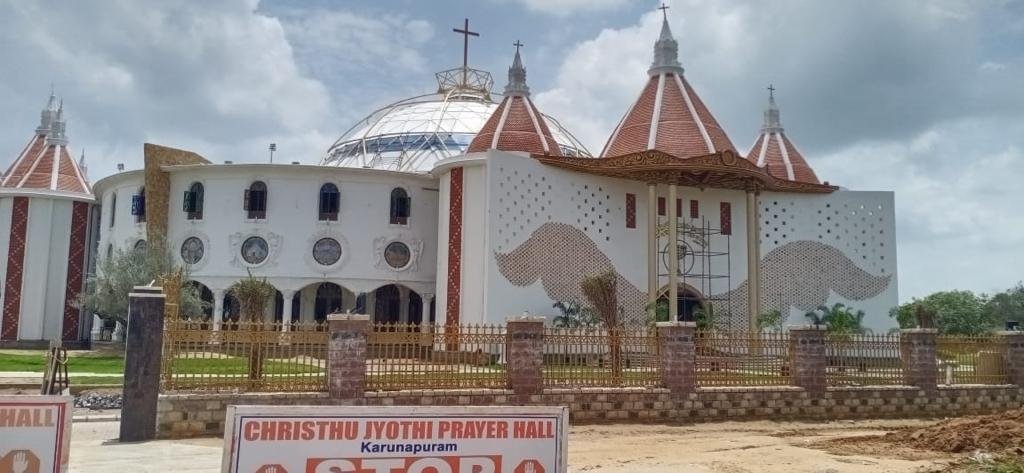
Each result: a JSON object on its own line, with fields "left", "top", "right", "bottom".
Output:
{"left": 517, "top": 0, "right": 631, "bottom": 15}
{"left": 0, "top": 0, "right": 331, "bottom": 177}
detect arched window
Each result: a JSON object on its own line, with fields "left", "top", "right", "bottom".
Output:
{"left": 106, "top": 244, "right": 113, "bottom": 260}
{"left": 131, "top": 187, "right": 146, "bottom": 223}
{"left": 389, "top": 187, "right": 410, "bottom": 225}
{"left": 108, "top": 192, "right": 117, "bottom": 227}
{"left": 318, "top": 183, "right": 340, "bottom": 221}
{"left": 183, "top": 182, "right": 204, "bottom": 220}
{"left": 244, "top": 181, "right": 267, "bottom": 220}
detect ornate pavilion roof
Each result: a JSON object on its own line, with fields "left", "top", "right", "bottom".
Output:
{"left": 746, "top": 88, "right": 821, "bottom": 184}
{"left": 467, "top": 45, "right": 563, "bottom": 156}
{"left": 1, "top": 92, "right": 91, "bottom": 198}
{"left": 601, "top": 15, "right": 736, "bottom": 159}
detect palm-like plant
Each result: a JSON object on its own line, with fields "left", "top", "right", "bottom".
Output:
{"left": 805, "top": 303, "right": 869, "bottom": 336}
{"left": 552, "top": 301, "right": 598, "bottom": 328}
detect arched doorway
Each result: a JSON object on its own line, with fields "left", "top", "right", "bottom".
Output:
{"left": 657, "top": 285, "right": 706, "bottom": 323}
{"left": 184, "top": 281, "right": 214, "bottom": 321}
{"left": 314, "top": 282, "right": 343, "bottom": 323}
{"left": 371, "top": 284, "right": 422, "bottom": 326}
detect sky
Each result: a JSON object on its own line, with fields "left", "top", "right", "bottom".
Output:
{"left": 0, "top": 0, "right": 1022, "bottom": 302}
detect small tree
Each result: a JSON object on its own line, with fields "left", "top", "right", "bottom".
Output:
{"left": 889, "top": 290, "right": 994, "bottom": 335}
{"left": 581, "top": 272, "right": 622, "bottom": 382}
{"left": 229, "top": 271, "right": 276, "bottom": 381}
{"left": 552, "top": 301, "right": 598, "bottom": 328}
{"left": 645, "top": 299, "right": 670, "bottom": 327}
{"left": 79, "top": 240, "right": 207, "bottom": 327}
{"left": 757, "top": 309, "right": 785, "bottom": 333}
{"left": 806, "top": 303, "right": 869, "bottom": 337}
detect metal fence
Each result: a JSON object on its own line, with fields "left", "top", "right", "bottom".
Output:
{"left": 366, "top": 324, "right": 508, "bottom": 391}
{"left": 696, "top": 331, "right": 791, "bottom": 387}
{"left": 541, "top": 327, "right": 661, "bottom": 388}
{"left": 161, "top": 320, "right": 328, "bottom": 392}
{"left": 825, "top": 333, "right": 904, "bottom": 386}
{"left": 936, "top": 335, "right": 1009, "bottom": 385}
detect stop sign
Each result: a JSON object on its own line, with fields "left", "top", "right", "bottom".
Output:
{"left": 514, "top": 459, "right": 545, "bottom": 473}
{"left": 255, "top": 464, "right": 288, "bottom": 473}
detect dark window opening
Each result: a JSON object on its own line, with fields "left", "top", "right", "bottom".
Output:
{"left": 244, "top": 181, "right": 268, "bottom": 220}
{"left": 319, "top": 183, "right": 340, "bottom": 221}
{"left": 109, "top": 193, "right": 117, "bottom": 227}
{"left": 131, "top": 187, "right": 146, "bottom": 223}
{"left": 183, "top": 182, "right": 204, "bottom": 220}
{"left": 390, "top": 187, "right": 410, "bottom": 225}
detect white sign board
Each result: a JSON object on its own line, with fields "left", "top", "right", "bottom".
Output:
{"left": 0, "top": 395, "right": 72, "bottom": 473}
{"left": 222, "top": 405, "right": 568, "bottom": 473}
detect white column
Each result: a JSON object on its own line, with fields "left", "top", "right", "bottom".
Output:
{"left": 647, "top": 184, "right": 658, "bottom": 311}
{"left": 112, "top": 321, "right": 124, "bottom": 342}
{"left": 281, "top": 290, "right": 295, "bottom": 332}
{"left": 745, "top": 190, "right": 761, "bottom": 333}
{"left": 668, "top": 184, "right": 679, "bottom": 322}
{"left": 398, "top": 286, "right": 410, "bottom": 324}
{"left": 213, "top": 289, "right": 225, "bottom": 331}
{"left": 420, "top": 293, "right": 433, "bottom": 326}
{"left": 90, "top": 315, "right": 102, "bottom": 341}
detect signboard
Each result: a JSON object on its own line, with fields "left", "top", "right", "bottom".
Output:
{"left": 0, "top": 395, "right": 72, "bottom": 473}
{"left": 222, "top": 405, "right": 568, "bottom": 473}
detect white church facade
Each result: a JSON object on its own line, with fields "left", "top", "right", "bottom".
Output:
{"left": 0, "top": 16, "right": 898, "bottom": 343}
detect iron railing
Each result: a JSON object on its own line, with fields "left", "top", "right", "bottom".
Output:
{"left": 825, "top": 333, "right": 904, "bottom": 386}
{"left": 366, "top": 323, "right": 507, "bottom": 391}
{"left": 696, "top": 330, "right": 791, "bottom": 387}
{"left": 936, "top": 335, "right": 1009, "bottom": 385}
{"left": 542, "top": 327, "right": 660, "bottom": 388}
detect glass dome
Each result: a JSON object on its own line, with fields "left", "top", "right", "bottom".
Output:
{"left": 321, "top": 67, "right": 591, "bottom": 173}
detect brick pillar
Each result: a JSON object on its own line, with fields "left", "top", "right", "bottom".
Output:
{"left": 901, "top": 328, "right": 938, "bottom": 392}
{"left": 657, "top": 321, "right": 696, "bottom": 395}
{"left": 1000, "top": 331, "right": 1024, "bottom": 386}
{"left": 328, "top": 314, "right": 369, "bottom": 400}
{"left": 120, "top": 286, "right": 165, "bottom": 442}
{"left": 506, "top": 315, "right": 545, "bottom": 396}
{"left": 789, "top": 326, "right": 826, "bottom": 397}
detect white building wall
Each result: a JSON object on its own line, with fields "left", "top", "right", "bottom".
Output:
{"left": 96, "top": 171, "right": 146, "bottom": 259}
{"left": 460, "top": 164, "right": 488, "bottom": 325}
{"left": 42, "top": 199, "right": 73, "bottom": 340}
{"left": 19, "top": 198, "right": 72, "bottom": 340}
{"left": 434, "top": 171, "right": 451, "bottom": 326}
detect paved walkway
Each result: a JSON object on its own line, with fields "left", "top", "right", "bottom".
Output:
{"left": 72, "top": 422, "right": 221, "bottom": 472}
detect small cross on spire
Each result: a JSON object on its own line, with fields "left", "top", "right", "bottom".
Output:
{"left": 513, "top": 40, "right": 524, "bottom": 53}
{"left": 767, "top": 83, "right": 776, "bottom": 99}
{"left": 658, "top": 3, "right": 670, "bottom": 20}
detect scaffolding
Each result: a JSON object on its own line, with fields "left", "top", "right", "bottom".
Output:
{"left": 656, "top": 216, "right": 733, "bottom": 329}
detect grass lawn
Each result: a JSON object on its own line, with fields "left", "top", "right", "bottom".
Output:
{"left": 0, "top": 351, "right": 322, "bottom": 376}
{"left": 0, "top": 351, "right": 124, "bottom": 374}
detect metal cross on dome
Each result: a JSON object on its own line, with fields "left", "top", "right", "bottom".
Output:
{"left": 767, "top": 83, "right": 776, "bottom": 99}
{"left": 658, "top": 3, "right": 670, "bottom": 19}
{"left": 453, "top": 18, "right": 479, "bottom": 85}
{"left": 513, "top": 40, "right": 524, "bottom": 53}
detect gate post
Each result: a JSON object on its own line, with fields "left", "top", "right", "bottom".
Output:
{"left": 120, "top": 286, "right": 166, "bottom": 442}
{"left": 657, "top": 322, "right": 696, "bottom": 395}
{"left": 506, "top": 315, "right": 545, "bottom": 397}
{"left": 327, "top": 313, "right": 369, "bottom": 400}
{"left": 789, "top": 326, "right": 827, "bottom": 397}
{"left": 901, "top": 328, "right": 938, "bottom": 393}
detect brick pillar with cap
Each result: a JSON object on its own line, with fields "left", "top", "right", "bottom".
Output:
{"left": 789, "top": 326, "right": 826, "bottom": 397}
{"left": 657, "top": 321, "right": 696, "bottom": 395}
{"left": 328, "top": 313, "right": 369, "bottom": 400}
{"left": 901, "top": 328, "right": 938, "bottom": 393}
{"left": 506, "top": 315, "right": 545, "bottom": 397}
{"left": 1000, "top": 331, "right": 1024, "bottom": 387}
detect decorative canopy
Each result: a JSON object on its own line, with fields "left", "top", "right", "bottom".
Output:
{"left": 1, "top": 91, "right": 91, "bottom": 198}
{"left": 534, "top": 149, "right": 835, "bottom": 194}
{"left": 601, "top": 14, "right": 736, "bottom": 159}
{"left": 467, "top": 44, "right": 563, "bottom": 156}
{"left": 746, "top": 87, "right": 821, "bottom": 184}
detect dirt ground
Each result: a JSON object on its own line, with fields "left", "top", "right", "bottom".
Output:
{"left": 68, "top": 418, "right": 957, "bottom": 473}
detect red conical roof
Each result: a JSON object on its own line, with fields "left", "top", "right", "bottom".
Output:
{"left": 745, "top": 91, "right": 820, "bottom": 184}
{"left": 467, "top": 47, "right": 563, "bottom": 156}
{"left": 601, "top": 17, "right": 736, "bottom": 158}
{"left": 1, "top": 94, "right": 91, "bottom": 197}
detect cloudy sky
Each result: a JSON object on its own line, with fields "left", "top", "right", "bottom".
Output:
{"left": 0, "top": 0, "right": 1021, "bottom": 301}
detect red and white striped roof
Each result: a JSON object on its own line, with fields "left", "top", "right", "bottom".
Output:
{"left": 601, "top": 16, "right": 736, "bottom": 159}
{"left": 0, "top": 93, "right": 91, "bottom": 198}
{"left": 745, "top": 91, "right": 820, "bottom": 184}
{"left": 467, "top": 48, "right": 563, "bottom": 156}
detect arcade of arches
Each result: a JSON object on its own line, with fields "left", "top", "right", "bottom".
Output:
{"left": 186, "top": 281, "right": 434, "bottom": 330}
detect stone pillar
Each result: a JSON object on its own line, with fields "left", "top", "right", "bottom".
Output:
{"left": 901, "top": 328, "right": 938, "bottom": 392}
{"left": 90, "top": 314, "right": 102, "bottom": 341}
{"left": 789, "top": 326, "right": 826, "bottom": 397}
{"left": 506, "top": 315, "right": 545, "bottom": 396}
{"left": 420, "top": 293, "right": 433, "bottom": 331}
{"left": 657, "top": 321, "right": 696, "bottom": 395}
{"left": 112, "top": 321, "right": 125, "bottom": 342}
{"left": 1001, "top": 331, "right": 1024, "bottom": 386}
{"left": 667, "top": 184, "right": 679, "bottom": 321}
{"left": 328, "top": 313, "right": 369, "bottom": 400}
{"left": 119, "top": 286, "right": 165, "bottom": 442}
{"left": 647, "top": 184, "right": 658, "bottom": 311}
{"left": 398, "top": 286, "right": 410, "bottom": 324}
{"left": 212, "top": 289, "right": 225, "bottom": 331}
{"left": 281, "top": 290, "right": 295, "bottom": 332}
{"left": 745, "top": 190, "right": 761, "bottom": 332}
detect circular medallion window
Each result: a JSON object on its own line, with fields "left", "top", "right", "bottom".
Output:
{"left": 312, "top": 238, "right": 342, "bottom": 266}
{"left": 241, "top": 236, "right": 269, "bottom": 265}
{"left": 180, "top": 237, "right": 205, "bottom": 265}
{"left": 133, "top": 239, "right": 148, "bottom": 252}
{"left": 384, "top": 241, "right": 411, "bottom": 269}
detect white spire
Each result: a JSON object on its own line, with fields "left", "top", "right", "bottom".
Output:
{"left": 36, "top": 88, "right": 59, "bottom": 135}
{"left": 762, "top": 85, "right": 783, "bottom": 133}
{"left": 649, "top": 11, "right": 683, "bottom": 76}
{"left": 504, "top": 41, "right": 530, "bottom": 97}
{"left": 46, "top": 98, "right": 68, "bottom": 146}
{"left": 79, "top": 149, "right": 89, "bottom": 179}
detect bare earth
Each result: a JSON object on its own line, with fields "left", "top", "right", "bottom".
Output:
{"left": 69, "top": 419, "right": 954, "bottom": 473}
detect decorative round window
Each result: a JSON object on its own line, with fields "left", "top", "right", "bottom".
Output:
{"left": 241, "top": 236, "right": 269, "bottom": 265}
{"left": 312, "top": 238, "right": 342, "bottom": 266}
{"left": 180, "top": 237, "right": 204, "bottom": 265}
{"left": 384, "top": 241, "right": 411, "bottom": 269}
{"left": 133, "top": 239, "right": 148, "bottom": 252}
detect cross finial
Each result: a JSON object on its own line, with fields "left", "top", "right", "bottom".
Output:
{"left": 453, "top": 18, "right": 480, "bottom": 71}
{"left": 658, "top": 3, "right": 670, "bottom": 20}
{"left": 767, "top": 83, "right": 776, "bottom": 99}
{"left": 513, "top": 40, "right": 523, "bottom": 53}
